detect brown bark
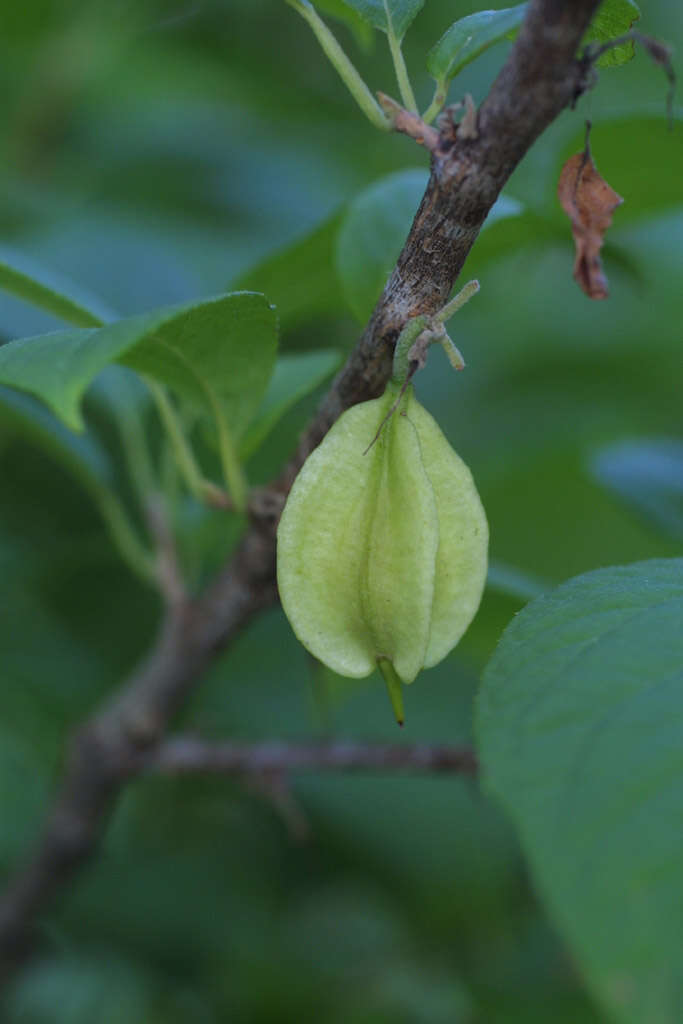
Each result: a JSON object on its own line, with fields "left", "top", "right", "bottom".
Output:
{"left": 153, "top": 737, "right": 478, "bottom": 776}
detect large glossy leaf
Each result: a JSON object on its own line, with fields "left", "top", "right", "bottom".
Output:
{"left": 335, "top": 168, "right": 523, "bottom": 322}
{"left": 0, "top": 292, "right": 278, "bottom": 434}
{"left": 0, "top": 246, "right": 113, "bottom": 329}
{"left": 477, "top": 559, "right": 683, "bottom": 1024}
{"left": 427, "top": 4, "right": 526, "bottom": 86}
{"left": 338, "top": 0, "right": 424, "bottom": 39}
{"left": 591, "top": 440, "right": 683, "bottom": 542}
{"left": 583, "top": 0, "right": 640, "bottom": 67}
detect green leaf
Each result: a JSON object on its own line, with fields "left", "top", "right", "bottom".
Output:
{"left": 335, "top": 168, "right": 523, "bottom": 323}
{"left": 583, "top": 0, "right": 641, "bottom": 67}
{"left": 240, "top": 349, "right": 342, "bottom": 458}
{"left": 427, "top": 4, "right": 527, "bottom": 86}
{"left": 0, "top": 292, "right": 278, "bottom": 435}
{"left": 591, "top": 440, "right": 683, "bottom": 542}
{"left": 425, "top": 0, "right": 640, "bottom": 85}
{"left": 234, "top": 214, "right": 344, "bottom": 332}
{"left": 477, "top": 559, "right": 683, "bottom": 1024}
{"left": 338, "top": 0, "right": 425, "bottom": 39}
{"left": 0, "top": 246, "right": 112, "bottom": 329}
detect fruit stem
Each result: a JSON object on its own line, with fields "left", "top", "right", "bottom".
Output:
{"left": 391, "top": 315, "right": 429, "bottom": 385}
{"left": 377, "top": 657, "right": 405, "bottom": 726}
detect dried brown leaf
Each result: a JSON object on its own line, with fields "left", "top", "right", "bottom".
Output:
{"left": 558, "top": 148, "right": 623, "bottom": 300}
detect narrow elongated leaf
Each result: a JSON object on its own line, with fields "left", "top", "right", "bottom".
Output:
{"left": 427, "top": 5, "right": 527, "bottom": 85}
{"left": 240, "top": 349, "right": 341, "bottom": 458}
{"left": 477, "top": 559, "right": 683, "bottom": 1024}
{"left": 583, "top": 0, "right": 640, "bottom": 67}
{"left": 0, "top": 246, "right": 112, "bottom": 329}
{"left": 0, "top": 292, "right": 278, "bottom": 434}
{"left": 591, "top": 440, "right": 683, "bottom": 542}
{"left": 339, "top": 0, "right": 424, "bottom": 39}
{"left": 335, "top": 168, "right": 523, "bottom": 322}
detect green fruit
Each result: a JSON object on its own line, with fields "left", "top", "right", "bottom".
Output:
{"left": 277, "top": 383, "right": 488, "bottom": 720}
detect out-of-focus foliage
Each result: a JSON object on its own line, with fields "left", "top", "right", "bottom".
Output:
{"left": 0, "top": 1, "right": 681, "bottom": 1021}
{"left": 478, "top": 560, "right": 683, "bottom": 1024}
{"left": 0, "top": 293, "right": 278, "bottom": 433}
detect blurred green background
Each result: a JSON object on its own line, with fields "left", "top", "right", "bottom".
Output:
{"left": 0, "top": 1, "right": 681, "bottom": 1020}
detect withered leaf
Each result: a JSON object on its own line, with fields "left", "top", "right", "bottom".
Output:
{"left": 558, "top": 148, "right": 623, "bottom": 300}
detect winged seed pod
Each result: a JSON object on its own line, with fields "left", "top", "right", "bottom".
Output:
{"left": 277, "top": 382, "right": 488, "bottom": 723}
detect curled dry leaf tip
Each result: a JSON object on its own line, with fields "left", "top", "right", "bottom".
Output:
{"left": 558, "top": 129, "right": 623, "bottom": 300}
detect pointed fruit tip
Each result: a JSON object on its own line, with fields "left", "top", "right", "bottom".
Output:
{"left": 377, "top": 657, "right": 405, "bottom": 727}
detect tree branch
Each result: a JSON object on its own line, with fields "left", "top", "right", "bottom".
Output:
{"left": 284, "top": 0, "right": 599, "bottom": 468}
{"left": 0, "top": 0, "right": 601, "bottom": 976}
{"left": 152, "top": 737, "right": 478, "bottom": 776}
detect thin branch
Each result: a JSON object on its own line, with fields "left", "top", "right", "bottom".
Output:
{"left": 247, "top": 771, "right": 312, "bottom": 843}
{"left": 0, "top": 531, "right": 278, "bottom": 975}
{"left": 153, "top": 737, "right": 478, "bottom": 776}
{"left": 0, "top": 0, "right": 602, "bottom": 977}
{"left": 145, "top": 494, "right": 187, "bottom": 610}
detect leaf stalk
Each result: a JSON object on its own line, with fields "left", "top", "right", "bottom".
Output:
{"left": 386, "top": 27, "right": 418, "bottom": 114}
{"left": 286, "top": 0, "right": 390, "bottom": 130}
